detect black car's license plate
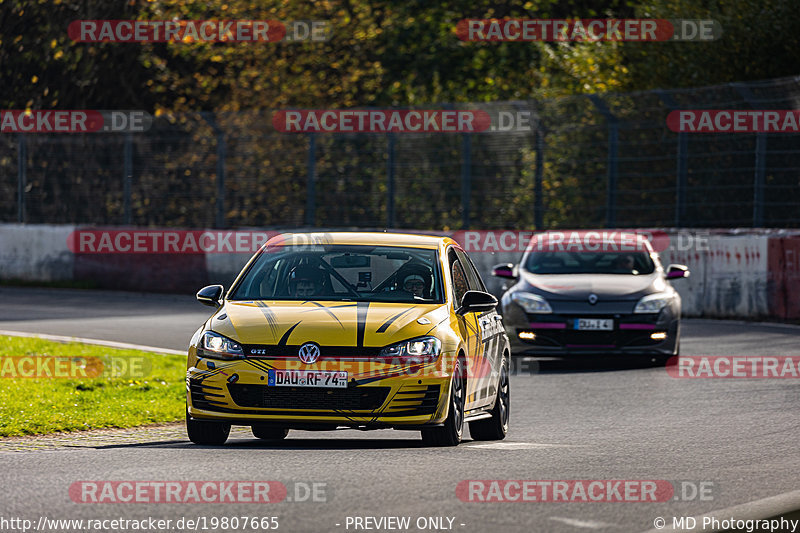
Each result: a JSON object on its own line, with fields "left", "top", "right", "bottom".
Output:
{"left": 574, "top": 318, "right": 613, "bottom": 331}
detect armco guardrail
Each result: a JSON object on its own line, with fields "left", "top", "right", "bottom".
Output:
{"left": 1, "top": 224, "right": 798, "bottom": 320}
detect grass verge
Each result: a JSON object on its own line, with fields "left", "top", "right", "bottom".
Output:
{"left": 0, "top": 335, "right": 185, "bottom": 437}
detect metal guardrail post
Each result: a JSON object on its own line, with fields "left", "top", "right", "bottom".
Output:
{"left": 386, "top": 133, "right": 395, "bottom": 228}
{"left": 588, "top": 95, "right": 619, "bottom": 229}
{"left": 656, "top": 90, "right": 688, "bottom": 227}
{"left": 305, "top": 132, "right": 316, "bottom": 226}
{"left": 534, "top": 132, "right": 544, "bottom": 230}
{"left": 732, "top": 83, "right": 766, "bottom": 227}
{"left": 461, "top": 133, "right": 472, "bottom": 229}
{"left": 17, "top": 134, "right": 26, "bottom": 223}
{"left": 753, "top": 134, "right": 766, "bottom": 227}
{"left": 202, "top": 113, "right": 227, "bottom": 229}
{"left": 123, "top": 133, "right": 133, "bottom": 225}
{"left": 215, "top": 130, "right": 226, "bottom": 229}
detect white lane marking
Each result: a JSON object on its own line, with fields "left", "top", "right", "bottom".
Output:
{"left": 640, "top": 489, "right": 800, "bottom": 532}
{"left": 467, "top": 441, "right": 583, "bottom": 449}
{"left": 550, "top": 517, "right": 617, "bottom": 529}
{"left": 0, "top": 329, "right": 184, "bottom": 355}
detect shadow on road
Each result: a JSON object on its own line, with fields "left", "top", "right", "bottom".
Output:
{"left": 95, "top": 436, "right": 450, "bottom": 451}
{"left": 511, "top": 355, "right": 670, "bottom": 375}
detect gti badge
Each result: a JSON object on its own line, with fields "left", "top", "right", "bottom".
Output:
{"left": 588, "top": 293, "right": 599, "bottom": 305}
{"left": 298, "top": 342, "right": 321, "bottom": 364}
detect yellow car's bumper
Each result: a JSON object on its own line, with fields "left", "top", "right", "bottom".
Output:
{"left": 186, "top": 354, "right": 453, "bottom": 428}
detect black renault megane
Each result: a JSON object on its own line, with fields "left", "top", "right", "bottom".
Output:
{"left": 493, "top": 231, "right": 689, "bottom": 362}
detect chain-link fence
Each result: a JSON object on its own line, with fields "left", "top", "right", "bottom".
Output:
{"left": 3, "top": 75, "right": 800, "bottom": 230}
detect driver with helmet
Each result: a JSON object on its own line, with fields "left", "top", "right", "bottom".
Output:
{"left": 287, "top": 264, "right": 326, "bottom": 298}
{"left": 395, "top": 263, "right": 433, "bottom": 299}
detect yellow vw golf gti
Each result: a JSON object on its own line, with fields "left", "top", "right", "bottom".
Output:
{"left": 187, "top": 232, "right": 510, "bottom": 446}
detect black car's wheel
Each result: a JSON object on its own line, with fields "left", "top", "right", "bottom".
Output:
{"left": 469, "top": 354, "right": 510, "bottom": 441}
{"left": 186, "top": 409, "right": 230, "bottom": 445}
{"left": 252, "top": 425, "right": 289, "bottom": 441}
{"left": 421, "top": 357, "right": 465, "bottom": 447}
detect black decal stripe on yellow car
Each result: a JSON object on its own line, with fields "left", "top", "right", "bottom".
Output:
{"left": 243, "top": 359, "right": 275, "bottom": 372}
{"left": 425, "top": 315, "right": 450, "bottom": 336}
{"left": 278, "top": 321, "right": 302, "bottom": 347}
{"left": 255, "top": 301, "right": 279, "bottom": 341}
{"left": 376, "top": 307, "right": 414, "bottom": 333}
{"left": 356, "top": 302, "right": 370, "bottom": 347}
{"left": 300, "top": 301, "right": 345, "bottom": 329}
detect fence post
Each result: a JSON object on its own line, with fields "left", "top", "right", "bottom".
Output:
{"left": 753, "top": 133, "right": 766, "bottom": 227}
{"left": 123, "top": 133, "right": 133, "bottom": 225}
{"left": 534, "top": 132, "right": 544, "bottom": 230}
{"left": 588, "top": 95, "right": 618, "bottom": 229}
{"left": 386, "top": 133, "right": 395, "bottom": 228}
{"left": 732, "top": 83, "right": 767, "bottom": 227}
{"left": 17, "top": 134, "right": 26, "bottom": 223}
{"left": 215, "top": 130, "right": 226, "bottom": 229}
{"left": 656, "top": 91, "right": 688, "bottom": 227}
{"left": 305, "top": 132, "right": 316, "bottom": 226}
{"left": 461, "top": 133, "right": 472, "bottom": 229}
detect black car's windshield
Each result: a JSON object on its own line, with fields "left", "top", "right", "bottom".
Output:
{"left": 230, "top": 244, "right": 443, "bottom": 303}
{"left": 524, "top": 251, "right": 656, "bottom": 275}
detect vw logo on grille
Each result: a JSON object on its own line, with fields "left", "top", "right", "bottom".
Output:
{"left": 298, "top": 342, "right": 321, "bottom": 364}
{"left": 588, "top": 293, "right": 599, "bottom": 305}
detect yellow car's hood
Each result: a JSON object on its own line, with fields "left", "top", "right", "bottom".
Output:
{"left": 213, "top": 300, "right": 449, "bottom": 348}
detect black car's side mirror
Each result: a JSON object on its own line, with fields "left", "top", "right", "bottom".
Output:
{"left": 665, "top": 264, "right": 690, "bottom": 280}
{"left": 196, "top": 285, "right": 224, "bottom": 307}
{"left": 457, "top": 290, "right": 498, "bottom": 315}
{"left": 492, "top": 263, "right": 517, "bottom": 279}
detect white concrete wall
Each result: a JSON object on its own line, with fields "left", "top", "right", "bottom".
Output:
{"left": 0, "top": 224, "right": 786, "bottom": 319}
{"left": 0, "top": 224, "right": 75, "bottom": 281}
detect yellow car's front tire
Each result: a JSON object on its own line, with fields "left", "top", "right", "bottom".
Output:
{"left": 421, "top": 358, "right": 464, "bottom": 447}
{"left": 186, "top": 409, "right": 230, "bottom": 445}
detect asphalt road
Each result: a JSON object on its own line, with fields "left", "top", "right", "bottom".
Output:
{"left": 0, "top": 286, "right": 799, "bottom": 533}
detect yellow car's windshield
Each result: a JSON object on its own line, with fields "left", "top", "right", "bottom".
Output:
{"left": 230, "top": 244, "right": 444, "bottom": 303}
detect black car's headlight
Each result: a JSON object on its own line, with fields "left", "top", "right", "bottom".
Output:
{"left": 379, "top": 336, "right": 441, "bottom": 359}
{"left": 634, "top": 293, "right": 672, "bottom": 314}
{"left": 200, "top": 331, "right": 245, "bottom": 360}
{"left": 511, "top": 292, "right": 553, "bottom": 314}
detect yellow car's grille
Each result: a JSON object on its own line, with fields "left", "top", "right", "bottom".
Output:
{"left": 227, "top": 383, "right": 390, "bottom": 411}
{"left": 383, "top": 384, "right": 440, "bottom": 416}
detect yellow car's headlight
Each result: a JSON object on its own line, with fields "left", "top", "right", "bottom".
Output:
{"left": 200, "top": 331, "right": 244, "bottom": 360}
{"left": 379, "top": 336, "right": 441, "bottom": 358}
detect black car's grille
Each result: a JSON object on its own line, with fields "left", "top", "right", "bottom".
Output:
{"left": 520, "top": 315, "right": 664, "bottom": 349}
{"left": 227, "top": 383, "right": 390, "bottom": 411}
